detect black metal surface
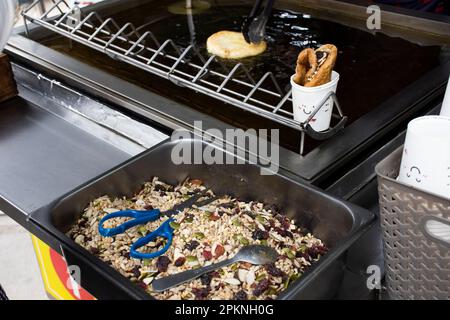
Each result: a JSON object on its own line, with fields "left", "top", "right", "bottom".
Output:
{"left": 8, "top": 1, "right": 450, "bottom": 184}
{"left": 28, "top": 138, "right": 374, "bottom": 300}
{"left": 0, "top": 96, "right": 130, "bottom": 215}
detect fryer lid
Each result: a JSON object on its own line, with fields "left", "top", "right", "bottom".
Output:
{"left": 30, "top": 138, "right": 374, "bottom": 299}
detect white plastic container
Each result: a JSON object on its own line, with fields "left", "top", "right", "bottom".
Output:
{"left": 290, "top": 71, "right": 339, "bottom": 132}
{"left": 398, "top": 115, "right": 450, "bottom": 200}
{"left": 0, "top": 0, "right": 17, "bottom": 53}
{"left": 439, "top": 74, "right": 450, "bottom": 117}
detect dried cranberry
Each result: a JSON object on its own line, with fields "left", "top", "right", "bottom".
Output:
{"left": 78, "top": 220, "right": 87, "bottom": 228}
{"left": 185, "top": 240, "right": 200, "bottom": 251}
{"left": 265, "top": 263, "right": 285, "bottom": 278}
{"left": 296, "top": 251, "right": 311, "bottom": 261}
{"left": 156, "top": 256, "right": 171, "bottom": 273}
{"left": 132, "top": 266, "right": 141, "bottom": 278}
{"left": 234, "top": 291, "right": 248, "bottom": 300}
{"left": 233, "top": 207, "right": 241, "bottom": 215}
{"left": 154, "top": 184, "right": 167, "bottom": 192}
{"left": 252, "top": 229, "right": 269, "bottom": 240}
{"left": 143, "top": 204, "right": 154, "bottom": 210}
{"left": 281, "top": 220, "right": 291, "bottom": 230}
{"left": 264, "top": 204, "right": 279, "bottom": 214}
{"left": 215, "top": 283, "right": 225, "bottom": 290}
{"left": 202, "top": 250, "right": 213, "bottom": 261}
{"left": 90, "top": 247, "right": 99, "bottom": 255}
{"left": 137, "top": 281, "right": 147, "bottom": 290}
{"left": 274, "top": 227, "right": 293, "bottom": 239}
{"left": 174, "top": 257, "right": 186, "bottom": 267}
{"left": 123, "top": 251, "right": 130, "bottom": 259}
{"left": 307, "top": 245, "right": 328, "bottom": 259}
{"left": 192, "top": 287, "right": 210, "bottom": 300}
{"left": 200, "top": 272, "right": 214, "bottom": 286}
{"left": 253, "top": 279, "right": 269, "bottom": 297}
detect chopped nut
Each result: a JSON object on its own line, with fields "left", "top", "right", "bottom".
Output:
{"left": 214, "top": 244, "right": 225, "bottom": 258}
{"left": 224, "top": 278, "right": 241, "bottom": 286}
{"left": 238, "top": 269, "right": 248, "bottom": 282}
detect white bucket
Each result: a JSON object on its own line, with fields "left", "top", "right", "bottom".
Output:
{"left": 290, "top": 71, "right": 340, "bottom": 132}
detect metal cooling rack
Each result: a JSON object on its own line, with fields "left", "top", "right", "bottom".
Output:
{"left": 22, "top": 0, "right": 346, "bottom": 155}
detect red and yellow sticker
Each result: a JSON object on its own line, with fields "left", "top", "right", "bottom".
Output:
{"left": 31, "top": 235, "right": 95, "bottom": 300}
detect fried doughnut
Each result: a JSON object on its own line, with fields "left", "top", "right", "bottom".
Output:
{"left": 294, "top": 44, "right": 338, "bottom": 87}
{"left": 206, "top": 31, "right": 267, "bottom": 59}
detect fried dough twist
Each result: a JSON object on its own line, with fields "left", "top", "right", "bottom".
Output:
{"left": 293, "top": 44, "right": 338, "bottom": 87}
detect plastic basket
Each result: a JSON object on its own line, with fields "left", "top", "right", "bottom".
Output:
{"left": 375, "top": 146, "right": 450, "bottom": 300}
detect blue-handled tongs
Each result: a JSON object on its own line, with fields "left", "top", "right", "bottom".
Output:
{"left": 241, "top": 0, "right": 275, "bottom": 44}
{"left": 98, "top": 191, "right": 218, "bottom": 259}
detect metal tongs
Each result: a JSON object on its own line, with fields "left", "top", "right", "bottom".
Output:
{"left": 241, "top": 0, "right": 275, "bottom": 44}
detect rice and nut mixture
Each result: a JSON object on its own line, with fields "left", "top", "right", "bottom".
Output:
{"left": 67, "top": 177, "right": 328, "bottom": 300}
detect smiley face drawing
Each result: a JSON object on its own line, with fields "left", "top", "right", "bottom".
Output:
{"left": 299, "top": 104, "right": 317, "bottom": 123}
{"left": 301, "top": 104, "right": 313, "bottom": 115}
{"left": 406, "top": 166, "right": 425, "bottom": 183}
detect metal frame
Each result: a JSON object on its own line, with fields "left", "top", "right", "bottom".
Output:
{"left": 21, "top": 0, "right": 347, "bottom": 155}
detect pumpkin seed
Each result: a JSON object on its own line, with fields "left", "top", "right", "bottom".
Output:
{"left": 256, "top": 215, "right": 267, "bottom": 224}
{"left": 282, "top": 248, "right": 295, "bottom": 259}
{"left": 239, "top": 237, "right": 249, "bottom": 246}
{"left": 267, "top": 287, "right": 278, "bottom": 296}
{"left": 203, "top": 212, "right": 212, "bottom": 219}
{"left": 169, "top": 222, "right": 180, "bottom": 230}
{"left": 233, "top": 233, "right": 242, "bottom": 241}
{"left": 232, "top": 219, "right": 242, "bottom": 227}
{"left": 138, "top": 226, "right": 147, "bottom": 236}
{"left": 186, "top": 255, "right": 198, "bottom": 263}
{"left": 143, "top": 259, "right": 151, "bottom": 266}
{"left": 256, "top": 273, "right": 267, "bottom": 282}
{"left": 194, "top": 232, "right": 205, "bottom": 240}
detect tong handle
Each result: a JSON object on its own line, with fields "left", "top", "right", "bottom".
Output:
{"left": 242, "top": 0, "right": 274, "bottom": 43}
{"left": 130, "top": 218, "right": 174, "bottom": 259}
{"left": 98, "top": 209, "right": 161, "bottom": 237}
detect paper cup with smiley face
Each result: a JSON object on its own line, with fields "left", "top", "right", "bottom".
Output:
{"left": 398, "top": 116, "right": 450, "bottom": 200}
{"left": 290, "top": 71, "right": 340, "bottom": 132}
